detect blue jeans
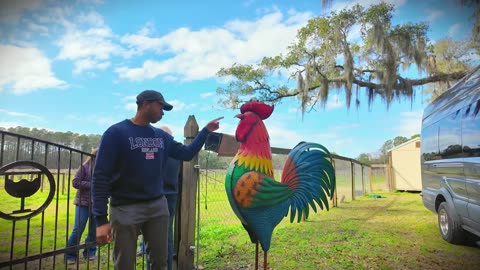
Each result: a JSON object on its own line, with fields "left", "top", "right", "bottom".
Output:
{"left": 139, "top": 194, "right": 177, "bottom": 270}
{"left": 166, "top": 194, "right": 178, "bottom": 270}
{"left": 66, "top": 206, "right": 96, "bottom": 260}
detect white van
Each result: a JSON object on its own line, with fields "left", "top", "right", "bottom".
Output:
{"left": 421, "top": 66, "right": 480, "bottom": 244}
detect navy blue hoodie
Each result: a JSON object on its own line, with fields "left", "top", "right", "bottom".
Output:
{"left": 92, "top": 119, "right": 208, "bottom": 226}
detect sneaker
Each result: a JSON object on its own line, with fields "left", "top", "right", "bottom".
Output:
{"left": 66, "top": 258, "right": 77, "bottom": 265}
{"left": 84, "top": 253, "right": 96, "bottom": 261}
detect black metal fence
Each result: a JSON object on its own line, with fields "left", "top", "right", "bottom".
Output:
{"left": 0, "top": 130, "right": 120, "bottom": 269}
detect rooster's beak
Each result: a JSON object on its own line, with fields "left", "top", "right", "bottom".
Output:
{"left": 235, "top": 114, "right": 244, "bottom": 119}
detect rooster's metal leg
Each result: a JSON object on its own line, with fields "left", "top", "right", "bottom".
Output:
{"left": 264, "top": 250, "right": 268, "bottom": 270}
{"left": 255, "top": 242, "right": 259, "bottom": 270}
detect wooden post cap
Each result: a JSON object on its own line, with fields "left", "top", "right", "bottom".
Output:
{"left": 184, "top": 115, "right": 199, "bottom": 138}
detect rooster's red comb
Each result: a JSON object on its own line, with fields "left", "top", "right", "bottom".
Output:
{"left": 240, "top": 101, "right": 274, "bottom": 120}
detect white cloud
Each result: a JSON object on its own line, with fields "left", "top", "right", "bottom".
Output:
{"left": 152, "top": 121, "right": 184, "bottom": 138}
{"left": 34, "top": 5, "right": 74, "bottom": 29}
{"left": 426, "top": 10, "right": 444, "bottom": 22}
{"left": 162, "top": 75, "right": 179, "bottom": 82}
{"left": 77, "top": 10, "right": 105, "bottom": 26}
{"left": 326, "top": 94, "right": 344, "bottom": 110}
{"left": 215, "top": 121, "right": 236, "bottom": 136}
{"left": 27, "top": 22, "right": 49, "bottom": 36}
{"left": 267, "top": 121, "right": 353, "bottom": 152}
{"left": 57, "top": 26, "right": 123, "bottom": 60}
{"left": 288, "top": 106, "right": 300, "bottom": 113}
{"left": 56, "top": 11, "right": 129, "bottom": 74}
{"left": 125, "top": 102, "right": 137, "bottom": 111}
{"left": 138, "top": 22, "right": 156, "bottom": 36}
{"left": 243, "top": 0, "right": 255, "bottom": 7}
{"left": 264, "top": 123, "right": 304, "bottom": 148}
{"left": 169, "top": 100, "right": 187, "bottom": 111}
{"left": 121, "top": 23, "right": 164, "bottom": 55}
{"left": 0, "top": 0, "right": 42, "bottom": 23}
{"left": 122, "top": 95, "right": 138, "bottom": 111}
{"left": 395, "top": 110, "right": 422, "bottom": 137}
{"left": 331, "top": 123, "right": 361, "bottom": 130}
{"left": 73, "top": 58, "right": 111, "bottom": 74}
{"left": 123, "top": 95, "right": 136, "bottom": 101}
{"left": 116, "top": 9, "right": 313, "bottom": 81}
{"left": 0, "top": 45, "right": 66, "bottom": 94}
{"left": 0, "top": 109, "right": 44, "bottom": 121}
{"left": 115, "top": 60, "right": 170, "bottom": 81}
{"left": 200, "top": 92, "right": 215, "bottom": 98}
{"left": 448, "top": 23, "right": 461, "bottom": 37}
{"left": 333, "top": 137, "right": 353, "bottom": 146}
{"left": 310, "top": 122, "right": 360, "bottom": 154}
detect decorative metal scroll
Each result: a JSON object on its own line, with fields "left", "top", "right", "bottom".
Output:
{"left": 0, "top": 160, "right": 55, "bottom": 221}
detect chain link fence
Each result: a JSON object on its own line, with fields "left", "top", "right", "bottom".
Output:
{"left": 194, "top": 151, "right": 374, "bottom": 269}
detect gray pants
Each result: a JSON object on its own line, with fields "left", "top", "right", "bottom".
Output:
{"left": 110, "top": 196, "right": 169, "bottom": 270}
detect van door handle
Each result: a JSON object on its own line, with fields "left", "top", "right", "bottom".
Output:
{"left": 432, "top": 163, "right": 463, "bottom": 168}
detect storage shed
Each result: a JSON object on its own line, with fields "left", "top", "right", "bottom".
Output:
{"left": 387, "top": 138, "right": 422, "bottom": 191}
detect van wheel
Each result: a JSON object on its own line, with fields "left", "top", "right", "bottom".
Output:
{"left": 438, "top": 202, "right": 464, "bottom": 244}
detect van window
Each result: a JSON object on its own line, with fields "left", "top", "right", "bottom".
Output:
{"left": 438, "top": 110, "right": 463, "bottom": 159}
{"left": 422, "top": 122, "right": 440, "bottom": 161}
{"left": 462, "top": 99, "right": 480, "bottom": 157}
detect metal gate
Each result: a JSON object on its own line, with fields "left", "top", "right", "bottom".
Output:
{"left": 0, "top": 130, "right": 119, "bottom": 269}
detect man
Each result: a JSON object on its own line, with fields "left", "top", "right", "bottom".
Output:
{"left": 158, "top": 126, "right": 180, "bottom": 270}
{"left": 138, "top": 126, "right": 180, "bottom": 270}
{"left": 92, "top": 90, "right": 222, "bottom": 270}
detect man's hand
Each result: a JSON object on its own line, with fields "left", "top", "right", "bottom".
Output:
{"left": 96, "top": 223, "right": 112, "bottom": 245}
{"left": 205, "top": 117, "right": 223, "bottom": 132}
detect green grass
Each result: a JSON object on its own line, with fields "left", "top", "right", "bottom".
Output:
{"left": 371, "top": 175, "right": 387, "bottom": 191}
{"left": 197, "top": 191, "right": 480, "bottom": 270}
{"left": 2, "top": 171, "right": 478, "bottom": 270}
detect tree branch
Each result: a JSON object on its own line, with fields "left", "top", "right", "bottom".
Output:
{"left": 330, "top": 71, "right": 467, "bottom": 89}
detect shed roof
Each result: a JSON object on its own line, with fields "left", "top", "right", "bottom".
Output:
{"left": 387, "top": 137, "right": 420, "bottom": 153}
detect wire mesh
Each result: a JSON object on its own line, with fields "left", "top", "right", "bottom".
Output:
{"left": 194, "top": 153, "right": 373, "bottom": 268}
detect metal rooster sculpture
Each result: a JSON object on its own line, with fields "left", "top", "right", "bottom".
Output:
{"left": 225, "top": 101, "right": 336, "bottom": 270}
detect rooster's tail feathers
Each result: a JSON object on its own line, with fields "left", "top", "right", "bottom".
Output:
{"left": 281, "top": 142, "right": 336, "bottom": 223}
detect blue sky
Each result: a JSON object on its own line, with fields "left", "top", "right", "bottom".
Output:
{"left": 0, "top": 0, "right": 475, "bottom": 158}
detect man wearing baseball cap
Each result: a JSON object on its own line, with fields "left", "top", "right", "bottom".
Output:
{"left": 136, "top": 90, "right": 173, "bottom": 112}
{"left": 92, "top": 90, "right": 223, "bottom": 270}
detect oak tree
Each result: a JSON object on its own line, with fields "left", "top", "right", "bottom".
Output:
{"left": 217, "top": 3, "right": 477, "bottom": 113}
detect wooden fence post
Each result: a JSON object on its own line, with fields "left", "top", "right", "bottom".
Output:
{"left": 177, "top": 115, "right": 199, "bottom": 270}
{"left": 369, "top": 166, "right": 373, "bottom": 192}
{"left": 351, "top": 161, "right": 355, "bottom": 200}
{"left": 388, "top": 152, "right": 394, "bottom": 192}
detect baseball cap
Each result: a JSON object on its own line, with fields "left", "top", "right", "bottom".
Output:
{"left": 136, "top": 90, "right": 173, "bottom": 111}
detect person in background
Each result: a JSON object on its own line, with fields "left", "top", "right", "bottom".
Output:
{"left": 92, "top": 89, "right": 223, "bottom": 270}
{"left": 65, "top": 149, "right": 98, "bottom": 265}
{"left": 139, "top": 125, "right": 181, "bottom": 270}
